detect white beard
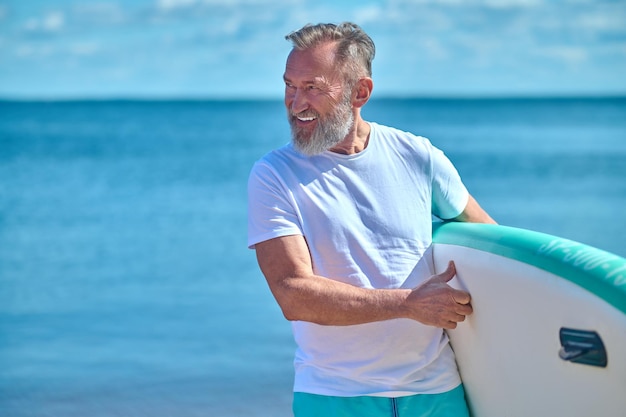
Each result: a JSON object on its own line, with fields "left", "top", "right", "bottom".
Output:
{"left": 289, "top": 95, "right": 354, "bottom": 156}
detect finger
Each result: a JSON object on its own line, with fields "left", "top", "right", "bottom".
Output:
{"left": 439, "top": 261, "right": 457, "bottom": 283}
{"left": 444, "top": 313, "right": 467, "bottom": 329}
{"left": 455, "top": 301, "right": 473, "bottom": 316}
{"left": 451, "top": 288, "right": 472, "bottom": 306}
{"left": 453, "top": 313, "right": 467, "bottom": 323}
{"left": 444, "top": 321, "right": 458, "bottom": 330}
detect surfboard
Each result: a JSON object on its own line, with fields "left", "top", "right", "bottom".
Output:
{"left": 431, "top": 222, "right": 626, "bottom": 417}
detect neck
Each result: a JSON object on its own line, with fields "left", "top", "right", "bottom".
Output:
{"left": 329, "top": 117, "right": 371, "bottom": 155}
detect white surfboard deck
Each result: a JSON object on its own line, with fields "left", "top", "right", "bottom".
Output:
{"left": 431, "top": 222, "right": 626, "bottom": 417}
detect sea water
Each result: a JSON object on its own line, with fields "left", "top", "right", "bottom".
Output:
{"left": 0, "top": 98, "right": 624, "bottom": 416}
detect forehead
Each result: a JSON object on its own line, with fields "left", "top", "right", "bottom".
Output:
{"left": 284, "top": 42, "right": 341, "bottom": 82}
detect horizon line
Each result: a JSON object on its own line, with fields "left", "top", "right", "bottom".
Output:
{"left": 2, "top": 92, "right": 626, "bottom": 103}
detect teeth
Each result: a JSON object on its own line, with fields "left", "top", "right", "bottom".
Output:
{"left": 294, "top": 112, "right": 318, "bottom": 122}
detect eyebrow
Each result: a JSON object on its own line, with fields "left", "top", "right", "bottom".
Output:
{"left": 283, "top": 75, "right": 329, "bottom": 87}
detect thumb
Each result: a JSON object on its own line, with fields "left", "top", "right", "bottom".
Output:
{"left": 438, "top": 261, "right": 457, "bottom": 282}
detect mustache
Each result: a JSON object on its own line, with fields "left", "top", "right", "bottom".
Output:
{"left": 291, "top": 110, "right": 320, "bottom": 119}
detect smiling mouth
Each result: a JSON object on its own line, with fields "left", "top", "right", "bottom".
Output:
{"left": 293, "top": 111, "right": 318, "bottom": 123}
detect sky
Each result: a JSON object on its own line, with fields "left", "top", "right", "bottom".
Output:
{"left": 1, "top": 0, "right": 625, "bottom": 99}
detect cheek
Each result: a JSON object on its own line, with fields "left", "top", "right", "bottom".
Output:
{"left": 284, "top": 86, "right": 297, "bottom": 103}
{"left": 313, "top": 92, "right": 340, "bottom": 111}
{"left": 284, "top": 91, "right": 293, "bottom": 107}
{"left": 324, "top": 88, "right": 349, "bottom": 109}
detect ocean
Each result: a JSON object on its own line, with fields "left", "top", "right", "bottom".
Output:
{"left": 0, "top": 98, "right": 624, "bottom": 416}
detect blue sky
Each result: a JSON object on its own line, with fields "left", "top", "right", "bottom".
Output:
{"left": 1, "top": 0, "right": 625, "bottom": 99}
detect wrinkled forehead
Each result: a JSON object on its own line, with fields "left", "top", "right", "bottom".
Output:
{"left": 284, "top": 42, "right": 342, "bottom": 81}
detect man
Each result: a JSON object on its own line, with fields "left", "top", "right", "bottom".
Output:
{"left": 247, "top": 22, "right": 496, "bottom": 417}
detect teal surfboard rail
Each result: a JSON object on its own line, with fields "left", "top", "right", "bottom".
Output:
{"left": 432, "top": 222, "right": 626, "bottom": 315}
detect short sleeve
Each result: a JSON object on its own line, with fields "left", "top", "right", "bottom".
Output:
{"left": 430, "top": 147, "right": 469, "bottom": 220}
{"left": 247, "top": 160, "right": 303, "bottom": 249}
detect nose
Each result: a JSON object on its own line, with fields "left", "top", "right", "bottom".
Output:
{"left": 287, "top": 88, "right": 308, "bottom": 115}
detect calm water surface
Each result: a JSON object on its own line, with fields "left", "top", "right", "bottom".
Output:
{"left": 1, "top": 98, "right": 624, "bottom": 416}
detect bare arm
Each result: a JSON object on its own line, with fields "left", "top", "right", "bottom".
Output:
{"left": 453, "top": 194, "right": 497, "bottom": 224}
{"left": 255, "top": 234, "right": 472, "bottom": 329}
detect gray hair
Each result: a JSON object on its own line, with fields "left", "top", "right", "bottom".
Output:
{"left": 285, "top": 22, "right": 375, "bottom": 85}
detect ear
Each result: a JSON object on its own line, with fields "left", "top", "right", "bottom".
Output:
{"left": 352, "top": 77, "right": 373, "bottom": 109}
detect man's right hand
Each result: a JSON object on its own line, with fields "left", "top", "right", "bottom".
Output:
{"left": 402, "top": 261, "right": 473, "bottom": 329}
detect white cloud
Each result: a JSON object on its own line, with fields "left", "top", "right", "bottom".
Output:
{"left": 578, "top": 12, "right": 626, "bottom": 32}
{"left": 155, "top": 0, "right": 301, "bottom": 14}
{"left": 44, "top": 11, "right": 65, "bottom": 31}
{"left": 199, "top": 0, "right": 301, "bottom": 4}
{"left": 157, "top": 0, "right": 198, "bottom": 11}
{"left": 24, "top": 18, "right": 38, "bottom": 31}
{"left": 70, "top": 43, "right": 100, "bottom": 56}
{"left": 16, "top": 44, "right": 54, "bottom": 58}
{"left": 23, "top": 11, "right": 65, "bottom": 33}
{"left": 389, "top": 0, "right": 541, "bottom": 7}
{"left": 73, "top": 3, "right": 128, "bottom": 25}
{"left": 354, "top": 5, "right": 383, "bottom": 25}
{"left": 3, "top": 0, "right": 625, "bottom": 97}
{"left": 16, "top": 45, "right": 33, "bottom": 57}
{"left": 482, "top": 0, "right": 541, "bottom": 9}
{"left": 537, "top": 46, "right": 588, "bottom": 65}
{"left": 419, "top": 37, "right": 449, "bottom": 60}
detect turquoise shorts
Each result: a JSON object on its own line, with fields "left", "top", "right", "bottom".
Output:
{"left": 293, "top": 384, "right": 470, "bottom": 417}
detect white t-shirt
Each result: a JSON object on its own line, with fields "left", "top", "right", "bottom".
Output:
{"left": 247, "top": 122, "right": 469, "bottom": 397}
